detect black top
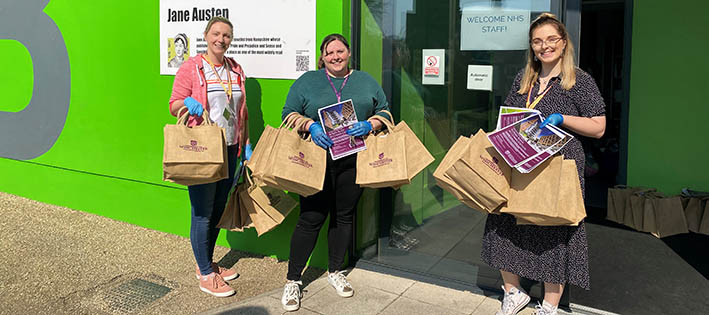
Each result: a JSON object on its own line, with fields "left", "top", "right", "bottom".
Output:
{"left": 504, "top": 67, "right": 606, "bottom": 192}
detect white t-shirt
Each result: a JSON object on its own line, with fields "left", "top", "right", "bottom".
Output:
{"left": 202, "top": 57, "right": 243, "bottom": 145}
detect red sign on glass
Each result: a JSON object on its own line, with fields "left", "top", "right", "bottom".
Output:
{"left": 424, "top": 56, "right": 439, "bottom": 76}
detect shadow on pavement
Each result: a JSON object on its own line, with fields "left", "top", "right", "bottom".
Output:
{"left": 211, "top": 306, "right": 269, "bottom": 315}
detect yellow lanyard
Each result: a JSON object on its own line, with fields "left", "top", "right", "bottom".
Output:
{"left": 203, "top": 55, "right": 232, "bottom": 103}
{"left": 525, "top": 81, "right": 553, "bottom": 110}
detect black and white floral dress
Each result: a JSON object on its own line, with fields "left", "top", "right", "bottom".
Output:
{"left": 481, "top": 68, "right": 605, "bottom": 290}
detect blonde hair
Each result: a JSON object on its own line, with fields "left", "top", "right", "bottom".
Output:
{"left": 518, "top": 13, "right": 576, "bottom": 94}
{"left": 204, "top": 16, "right": 233, "bottom": 36}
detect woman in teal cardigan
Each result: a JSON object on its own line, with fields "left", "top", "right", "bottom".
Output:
{"left": 279, "top": 34, "right": 390, "bottom": 312}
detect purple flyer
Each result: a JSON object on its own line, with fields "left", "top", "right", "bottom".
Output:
{"left": 318, "top": 99, "right": 367, "bottom": 160}
{"left": 487, "top": 114, "right": 564, "bottom": 169}
{"left": 499, "top": 112, "right": 536, "bottom": 129}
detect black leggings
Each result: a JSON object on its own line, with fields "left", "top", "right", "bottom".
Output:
{"left": 287, "top": 154, "right": 363, "bottom": 281}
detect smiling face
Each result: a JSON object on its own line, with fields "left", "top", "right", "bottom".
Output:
{"left": 322, "top": 40, "right": 350, "bottom": 77}
{"left": 531, "top": 23, "right": 566, "bottom": 67}
{"left": 204, "top": 21, "right": 232, "bottom": 59}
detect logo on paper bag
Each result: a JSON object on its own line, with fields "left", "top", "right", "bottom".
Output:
{"left": 480, "top": 155, "right": 503, "bottom": 176}
{"left": 179, "top": 139, "right": 208, "bottom": 152}
{"left": 369, "top": 152, "right": 393, "bottom": 168}
{"left": 288, "top": 151, "right": 312, "bottom": 168}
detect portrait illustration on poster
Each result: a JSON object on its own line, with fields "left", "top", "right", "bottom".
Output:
{"left": 168, "top": 33, "right": 189, "bottom": 68}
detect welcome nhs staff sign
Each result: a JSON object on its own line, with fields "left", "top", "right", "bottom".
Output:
{"left": 460, "top": 9, "right": 530, "bottom": 51}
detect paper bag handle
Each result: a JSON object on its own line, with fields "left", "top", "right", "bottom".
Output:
{"left": 177, "top": 108, "right": 213, "bottom": 126}
{"left": 373, "top": 110, "right": 395, "bottom": 124}
{"left": 280, "top": 112, "right": 307, "bottom": 129}
{"left": 367, "top": 113, "right": 395, "bottom": 132}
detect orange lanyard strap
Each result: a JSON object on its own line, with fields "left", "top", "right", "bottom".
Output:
{"left": 203, "top": 55, "right": 232, "bottom": 102}
{"left": 525, "top": 82, "right": 553, "bottom": 110}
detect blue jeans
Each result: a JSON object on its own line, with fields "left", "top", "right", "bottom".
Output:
{"left": 189, "top": 145, "right": 240, "bottom": 276}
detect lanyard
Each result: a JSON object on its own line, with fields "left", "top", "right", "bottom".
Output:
{"left": 525, "top": 80, "right": 553, "bottom": 110}
{"left": 203, "top": 55, "right": 232, "bottom": 103}
{"left": 326, "top": 70, "right": 350, "bottom": 102}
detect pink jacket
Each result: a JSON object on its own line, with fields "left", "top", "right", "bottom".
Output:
{"left": 169, "top": 54, "right": 249, "bottom": 156}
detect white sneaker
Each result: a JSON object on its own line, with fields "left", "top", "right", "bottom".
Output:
{"left": 495, "top": 285, "right": 531, "bottom": 315}
{"left": 281, "top": 280, "right": 302, "bottom": 312}
{"left": 327, "top": 270, "right": 354, "bottom": 297}
{"left": 533, "top": 300, "right": 558, "bottom": 315}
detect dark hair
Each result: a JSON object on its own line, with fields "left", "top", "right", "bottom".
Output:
{"left": 318, "top": 33, "right": 350, "bottom": 69}
{"left": 174, "top": 33, "right": 187, "bottom": 47}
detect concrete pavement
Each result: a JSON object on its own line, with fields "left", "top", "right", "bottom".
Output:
{"left": 202, "top": 260, "right": 544, "bottom": 315}
{"left": 1, "top": 191, "right": 601, "bottom": 315}
{"left": 0, "top": 191, "right": 292, "bottom": 314}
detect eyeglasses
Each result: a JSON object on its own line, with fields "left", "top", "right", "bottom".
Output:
{"left": 531, "top": 37, "right": 563, "bottom": 48}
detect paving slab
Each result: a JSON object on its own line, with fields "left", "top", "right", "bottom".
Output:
{"left": 346, "top": 267, "right": 416, "bottom": 295}
{"left": 379, "top": 296, "right": 468, "bottom": 315}
{"left": 473, "top": 296, "right": 505, "bottom": 314}
{"left": 402, "top": 281, "right": 485, "bottom": 314}
{"left": 302, "top": 284, "right": 398, "bottom": 315}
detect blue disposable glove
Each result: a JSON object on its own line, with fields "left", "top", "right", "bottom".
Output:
{"left": 539, "top": 113, "right": 564, "bottom": 128}
{"left": 346, "top": 121, "right": 373, "bottom": 137}
{"left": 244, "top": 143, "right": 253, "bottom": 161}
{"left": 309, "top": 122, "right": 334, "bottom": 149}
{"left": 183, "top": 97, "right": 204, "bottom": 116}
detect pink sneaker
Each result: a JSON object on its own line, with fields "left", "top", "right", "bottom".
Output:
{"left": 199, "top": 272, "right": 235, "bottom": 297}
{"left": 195, "top": 263, "right": 239, "bottom": 281}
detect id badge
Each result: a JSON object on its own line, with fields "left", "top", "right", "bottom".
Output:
{"left": 222, "top": 107, "right": 232, "bottom": 121}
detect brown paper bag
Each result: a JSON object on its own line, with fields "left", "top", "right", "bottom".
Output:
{"left": 502, "top": 156, "right": 586, "bottom": 226}
{"left": 641, "top": 194, "right": 658, "bottom": 234}
{"left": 250, "top": 112, "right": 304, "bottom": 183}
{"left": 239, "top": 183, "right": 278, "bottom": 236}
{"left": 651, "top": 195, "right": 689, "bottom": 238}
{"left": 243, "top": 170, "right": 297, "bottom": 225}
{"left": 163, "top": 110, "right": 228, "bottom": 186}
{"left": 680, "top": 189, "right": 709, "bottom": 233}
{"left": 607, "top": 186, "right": 656, "bottom": 224}
{"left": 267, "top": 118, "right": 327, "bottom": 196}
{"left": 375, "top": 111, "right": 435, "bottom": 189}
{"left": 217, "top": 185, "right": 245, "bottom": 231}
{"left": 699, "top": 202, "right": 709, "bottom": 235}
{"left": 432, "top": 136, "right": 487, "bottom": 211}
{"left": 635, "top": 191, "right": 664, "bottom": 233}
{"left": 356, "top": 114, "right": 409, "bottom": 188}
{"left": 238, "top": 185, "right": 254, "bottom": 230}
{"left": 628, "top": 192, "right": 651, "bottom": 231}
{"left": 624, "top": 189, "right": 661, "bottom": 230}
{"left": 445, "top": 129, "right": 511, "bottom": 213}
{"left": 247, "top": 125, "right": 277, "bottom": 176}
{"left": 683, "top": 197, "right": 706, "bottom": 233}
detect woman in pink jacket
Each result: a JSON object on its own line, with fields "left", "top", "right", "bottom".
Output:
{"left": 168, "top": 16, "right": 250, "bottom": 298}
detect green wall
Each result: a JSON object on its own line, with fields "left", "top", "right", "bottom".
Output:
{"left": 627, "top": 2, "right": 709, "bottom": 194}
{"left": 0, "top": 1, "right": 349, "bottom": 268}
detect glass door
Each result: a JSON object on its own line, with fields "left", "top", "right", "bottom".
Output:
{"left": 358, "top": 0, "right": 557, "bottom": 290}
